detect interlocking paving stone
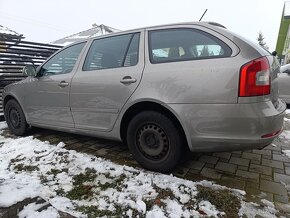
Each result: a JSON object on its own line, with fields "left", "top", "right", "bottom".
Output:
{"left": 261, "top": 158, "right": 284, "bottom": 169}
{"left": 200, "top": 167, "right": 221, "bottom": 180}
{"left": 231, "top": 153, "right": 242, "bottom": 158}
{"left": 260, "top": 180, "right": 288, "bottom": 195}
{"left": 252, "top": 149, "right": 272, "bottom": 156}
{"left": 185, "top": 160, "right": 205, "bottom": 171}
{"left": 249, "top": 164, "right": 272, "bottom": 176}
{"left": 173, "top": 167, "right": 190, "bottom": 178}
{"left": 199, "top": 155, "right": 219, "bottom": 165}
{"left": 257, "top": 192, "right": 274, "bottom": 202}
{"left": 274, "top": 168, "right": 285, "bottom": 174}
{"left": 260, "top": 174, "right": 273, "bottom": 181}
{"left": 184, "top": 172, "right": 204, "bottom": 181}
{"left": 204, "top": 163, "right": 215, "bottom": 169}
{"left": 285, "top": 167, "right": 290, "bottom": 175}
{"left": 232, "top": 151, "right": 242, "bottom": 154}
{"left": 212, "top": 152, "right": 231, "bottom": 160}
{"left": 229, "top": 157, "right": 250, "bottom": 166}
{"left": 241, "top": 152, "right": 261, "bottom": 162}
{"left": 84, "top": 140, "right": 100, "bottom": 145}
{"left": 273, "top": 154, "right": 290, "bottom": 162}
{"left": 220, "top": 176, "right": 245, "bottom": 190}
{"left": 274, "top": 173, "right": 290, "bottom": 185}
{"left": 215, "top": 162, "right": 237, "bottom": 174}
{"left": 65, "top": 143, "right": 83, "bottom": 150}
{"left": 264, "top": 144, "right": 281, "bottom": 151}
{"left": 246, "top": 181, "right": 259, "bottom": 189}
{"left": 236, "top": 170, "right": 259, "bottom": 180}
{"left": 94, "top": 148, "right": 110, "bottom": 156}
{"left": 189, "top": 169, "right": 201, "bottom": 175}
{"left": 262, "top": 155, "right": 271, "bottom": 160}
{"left": 88, "top": 144, "right": 107, "bottom": 151}
{"left": 219, "top": 158, "right": 229, "bottom": 163}
{"left": 275, "top": 202, "right": 290, "bottom": 213}
{"left": 274, "top": 195, "right": 290, "bottom": 204}
{"left": 64, "top": 139, "right": 80, "bottom": 144}
{"left": 238, "top": 165, "right": 248, "bottom": 171}
{"left": 250, "top": 160, "right": 261, "bottom": 165}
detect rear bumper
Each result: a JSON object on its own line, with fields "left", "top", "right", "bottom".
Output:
{"left": 168, "top": 99, "right": 286, "bottom": 152}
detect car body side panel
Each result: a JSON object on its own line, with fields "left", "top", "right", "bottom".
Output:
{"left": 278, "top": 72, "right": 290, "bottom": 104}
{"left": 278, "top": 63, "right": 290, "bottom": 104}
{"left": 138, "top": 25, "right": 253, "bottom": 105}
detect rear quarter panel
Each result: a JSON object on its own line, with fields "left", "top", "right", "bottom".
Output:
{"left": 135, "top": 24, "right": 248, "bottom": 104}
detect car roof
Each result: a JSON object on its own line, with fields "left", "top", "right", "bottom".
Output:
{"left": 65, "top": 21, "right": 227, "bottom": 47}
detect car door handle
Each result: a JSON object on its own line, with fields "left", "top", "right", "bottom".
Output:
{"left": 58, "top": 81, "right": 69, "bottom": 88}
{"left": 120, "top": 76, "right": 137, "bottom": 84}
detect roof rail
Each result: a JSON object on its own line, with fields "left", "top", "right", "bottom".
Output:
{"left": 206, "top": 22, "right": 227, "bottom": 29}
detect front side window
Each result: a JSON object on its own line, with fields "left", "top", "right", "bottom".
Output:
{"left": 39, "top": 42, "right": 85, "bottom": 76}
{"left": 83, "top": 33, "right": 140, "bottom": 71}
{"left": 149, "top": 29, "right": 232, "bottom": 64}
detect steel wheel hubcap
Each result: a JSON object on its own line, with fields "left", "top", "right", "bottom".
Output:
{"left": 9, "top": 108, "right": 21, "bottom": 129}
{"left": 136, "top": 123, "right": 169, "bottom": 160}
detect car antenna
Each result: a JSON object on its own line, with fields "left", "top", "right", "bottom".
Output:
{"left": 199, "top": 9, "right": 208, "bottom": 22}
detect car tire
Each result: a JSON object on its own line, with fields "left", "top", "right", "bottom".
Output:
{"left": 127, "top": 111, "right": 183, "bottom": 172}
{"left": 4, "top": 99, "right": 28, "bottom": 136}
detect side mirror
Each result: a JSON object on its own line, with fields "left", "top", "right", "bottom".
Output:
{"left": 23, "top": 65, "right": 37, "bottom": 77}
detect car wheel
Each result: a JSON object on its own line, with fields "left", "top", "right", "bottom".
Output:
{"left": 127, "top": 111, "right": 183, "bottom": 172}
{"left": 4, "top": 99, "right": 28, "bottom": 136}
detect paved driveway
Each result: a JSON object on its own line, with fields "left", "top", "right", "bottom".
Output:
{"left": 4, "top": 112, "right": 289, "bottom": 214}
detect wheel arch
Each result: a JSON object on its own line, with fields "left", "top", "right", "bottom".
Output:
{"left": 120, "top": 101, "right": 190, "bottom": 149}
{"left": 3, "top": 94, "right": 27, "bottom": 120}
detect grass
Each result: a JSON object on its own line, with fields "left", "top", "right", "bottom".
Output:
{"left": 98, "top": 173, "right": 126, "bottom": 191}
{"left": 77, "top": 204, "right": 144, "bottom": 218}
{"left": 196, "top": 185, "right": 241, "bottom": 217}
{"left": 66, "top": 168, "right": 97, "bottom": 200}
{"left": 67, "top": 184, "right": 95, "bottom": 200}
{"left": 77, "top": 205, "right": 123, "bottom": 218}
{"left": 14, "top": 163, "right": 39, "bottom": 172}
{"left": 72, "top": 168, "right": 97, "bottom": 186}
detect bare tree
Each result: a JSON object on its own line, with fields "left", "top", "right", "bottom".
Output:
{"left": 257, "top": 32, "right": 269, "bottom": 50}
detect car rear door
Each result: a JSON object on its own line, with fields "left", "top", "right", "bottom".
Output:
{"left": 70, "top": 31, "right": 144, "bottom": 131}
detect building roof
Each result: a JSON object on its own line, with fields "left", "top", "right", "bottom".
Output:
{"left": 0, "top": 25, "right": 23, "bottom": 39}
{"left": 52, "top": 24, "right": 119, "bottom": 46}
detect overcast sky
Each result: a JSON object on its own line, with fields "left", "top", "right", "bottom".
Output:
{"left": 0, "top": 0, "right": 285, "bottom": 51}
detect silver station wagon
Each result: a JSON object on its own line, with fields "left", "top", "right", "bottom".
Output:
{"left": 3, "top": 22, "right": 286, "bottom": 172}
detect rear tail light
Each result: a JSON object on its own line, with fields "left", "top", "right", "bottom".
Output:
{"left": 261, "top": 129, "right": 281, "bottom": 138}
{"left": 239, "top": 57, "right": 271, "bottom": 97}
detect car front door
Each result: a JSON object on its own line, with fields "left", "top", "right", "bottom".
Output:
{"left": 70, "top": 32, "right": 144, "bottom": 131}
{"left": 25, "top": 42, "right": 86, "bottom": 127}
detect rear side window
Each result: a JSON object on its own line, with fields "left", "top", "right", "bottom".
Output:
{"left": 149, "top": 28, "right": 232, "bottom": 64}
{"left": 83, "top": 33, "right": 140, "bottom": 71}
